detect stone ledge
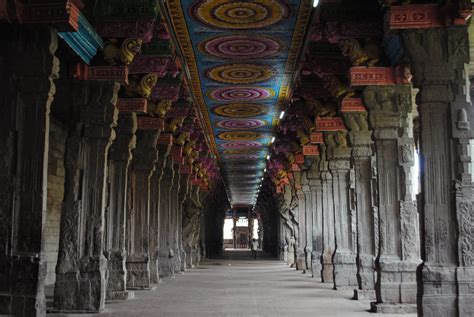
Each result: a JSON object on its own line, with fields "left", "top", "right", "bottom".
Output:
{"left": 370, "top": 302, "right": 417, "bottom": 314}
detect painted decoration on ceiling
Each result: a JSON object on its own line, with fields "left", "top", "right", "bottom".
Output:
{"left": 166, "top": 0, "right": 311, "bottom": 205}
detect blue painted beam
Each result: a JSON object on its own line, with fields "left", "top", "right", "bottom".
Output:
{"left": 59, "top": 13, "right": 103, "bottom": 64}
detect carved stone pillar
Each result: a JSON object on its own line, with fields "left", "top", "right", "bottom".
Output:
{"left": 177, "top": 173, "right": 189, "bottom": 272}
{"left": 402, "top": 27, "right": 474, "bottom": 316}
{"left": 54, "top": 81, "right": 119, "bottom": 312}
{"left": 0, "top": 26, "right": 58, "bottom": 316}
{"left": 126, "top": 130, "right": 159, "bottom": 290}
{"left": 149, "top": 143, "right": 171, "bottom": 283}
{"left": 301, "top": 172, "right": 313, "bottom": 273}
{"left": 327, "top": 133, "right": 358, "bottom": 289}
{"left": 158, "top": 157, "right": 175, "bottom": 276}
{"left": 321, "top": 146, "right": 335, "bottom": 283}
{"left": 105, "top": 113, "right": 137, "bottom": 300}
{"left": 295, "top": 182, "right": 307, "bottom": 272}
{"left": 306, "top": 160, "right": 323, "bottom": 279}
{"left": 364, "top": 85, "right": 419, "bottom": 313}
{"left": 344, "top": 112, "right": 377, "bottom": 299}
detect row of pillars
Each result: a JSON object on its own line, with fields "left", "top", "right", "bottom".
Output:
{"left": 278, "top": 27, "right": 473, "bottom": 316}
{"left": 0, "top": 26, "right": 207, "bottom": 315}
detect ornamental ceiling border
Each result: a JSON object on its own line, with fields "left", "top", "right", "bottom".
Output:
{"left": 165, "top": 0, "right": 312, "bottom": 161}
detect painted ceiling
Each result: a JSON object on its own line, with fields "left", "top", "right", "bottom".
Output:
{"left": 165, "top": 0, "right": 311, "bottom": 206}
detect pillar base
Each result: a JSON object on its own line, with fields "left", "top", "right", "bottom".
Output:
{"left": 149, "top": 254, "right": 160, "bottom": 284}
{"left": 180, "top": 250, "right": 186, "bottom": 272}
{"left": 376, "top": 258, "right": 418, "bottom": 304}
{"left": 418, "top": 265, "right": 474, "bottom": 317}
{"left": 106, "top": 290, "right": 135, "bottom": 301}
{"left": 296, "top": 251, "right": 306, "bottom": 271}
{"left": 54, "top": 255, "right": 107, "bottom": 312}
{"left": 126, "top": 255, "right": 151, "bottom": 290}
{"left": 370, "top": 302, "right": 417, "bottom": 314}
{"left": 322, "top": 263, "right": 334, "bottom": 283}
{"left": 105, "top": 251, "right": 128, "bottom": 298}
{"left": 353, "top": 289, "right": 376, "bottom": 301}
{"left": 356, "top": 254, "right": 376, "bottom": 291}
{"left": 311, "top": 251, "right": 322, "bottom": 279}
{"left": 333, "top": 252, "right": 358, "bottom": 288}
{"left": 158, "top": 255, "right": 175, "bottom": 277}
{"left": 0, "top": 255, "right": 47, "bottom": 316}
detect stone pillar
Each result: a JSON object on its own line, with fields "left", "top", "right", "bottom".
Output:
{"left": 177, "top": 172, "right": 189, "bottom": 272}
{"left": 295, "top": 180, "right": 307, "bottom": 271}
{"left": 105, "top": 113, "right": 137, "bottom": 300}
{"left": 149, "top": 143, "right": 171, "bottom": 283}
{"left": 343, "top": 112, "right": 377, "bottom": 300}
{"left": 54, "top": 81, "right": 119, "bottom": 312}
{"left": 301, "top": 172, "right": 313, "bottom": 273}
{"left": 233, "top": 217, "right": 237, "bottom": 249}
{"left": 0, "top": 26, "right": 58, "bottom": 316}
{"left": 364, "top": 85, "right": 419, "bottom": 313}
{"left": 320, "top": 146, "right": 335, "bottom": 283}
{"left": 158, "top": 157, "right": 175, "bottom": 276}
{"left": 402, "top": 27, "right": 474, "bottom": 316}
{"left": 126, "top": 130, "right": 158, "bottom": 290}
{"left": 327, "top": 132, "right": 358, "bottom": 289}
{"left": 306, "top": 160, "right": 323, "bottom": 279}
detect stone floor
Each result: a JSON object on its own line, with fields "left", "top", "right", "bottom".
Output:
{"left": 48, "top": 252, "right": 416, "bottom": 317}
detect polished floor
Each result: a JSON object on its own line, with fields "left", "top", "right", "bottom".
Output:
{"left": 49, "top": 251, "right": 416, "bottom": 317}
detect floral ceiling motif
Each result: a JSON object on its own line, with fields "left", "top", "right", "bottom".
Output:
{"left": 166, "top": 0, "right": 311, "bottom": 205}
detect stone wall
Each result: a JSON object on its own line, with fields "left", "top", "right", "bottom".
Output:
{"left": 44, "top": 119, "right": 67, "bottom": 285}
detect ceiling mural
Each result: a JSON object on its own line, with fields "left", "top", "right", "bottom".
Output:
{"left": 165, "top": 0, "right": 311, "bottom": 205}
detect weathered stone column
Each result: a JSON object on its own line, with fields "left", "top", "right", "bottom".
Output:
{"left": 105, "top": 113, "right": 137, "bottom": 300}
{"left": 149, "top": 142, "right": 171, "bottom": 283}
{"left": 402, "top": 27, "right": 474, "bottom": 316}
{"left": 177, "top": 172, "right": 190, "bottom": 272}
{"left": 306, "top": 160, "right": 323, "bottom": 279}
{"left": 0, "top": 26, "right": 58, "bottom": 316}
{"left": 301, "top": 172, "right": 314, "bottom": 273}
{"left": 343, "top": 111, "right": 377, "bottom": 299}
{"left": 320, "top": 146, "right": 335, "bottom": 283}
{"left": 295, "top": 173, "right": 307, "bottom": 271}
{"left": 126, "top": 130, "right": 159, "bottom": 290}
{"left": 158, "top": 157, "right": 175, "bottom": 276}
{"left": 364, "top": 85, "right": 419, "bottom": 313}
{"left": 327, "top": 132, "right": 358, "bottom": 289}
{"left": 54, "top": 81, "right": 119, "bottom": 312}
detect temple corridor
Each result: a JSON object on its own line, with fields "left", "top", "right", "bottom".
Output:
{"left": 1, "top": 0, "right": 474, "bottom": 316}
{"left": 49, "top": 253, "right": 414, "bottom": 317}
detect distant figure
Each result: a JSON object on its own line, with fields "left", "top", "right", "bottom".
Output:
{"left": 250, "top": 239, "right": 259, "bottom": 260}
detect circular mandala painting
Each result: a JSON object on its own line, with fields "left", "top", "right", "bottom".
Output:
{"left": 217, "top": 131, "right": 263, "bottom": 141}
{"left": 212, "top": 103, "right": 269, "bottom": 118}
{"left": 192, "top": 0, "right": 291, "bottom": 30}
{"left": 216, "top": 119, "right": 267, "bottom": 130}
{"left": 207, "top": 64, "right": 275, "bottom": 84}
{"left": 220, "top": 141, "right": 263, "bottom": 149}
{"left": 199, "top": 35, "right": 282, "bottom": 59}
{"left": 208, "top": 87, "right": 275, "bottom": 102}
